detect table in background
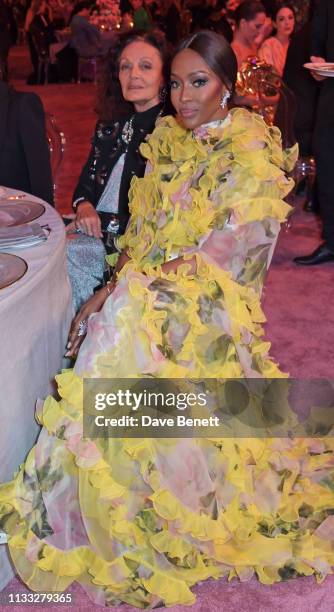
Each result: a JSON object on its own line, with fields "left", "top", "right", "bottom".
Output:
{"left": 0, "top": 188, "right": 72, "bottom": 589}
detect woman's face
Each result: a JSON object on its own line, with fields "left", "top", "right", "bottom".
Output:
{"left": 275, "top": 7, "right": 295, "bottom": 38}
{"left": 171, "top": 48, "right": 228, "bottom": 130}
{"left": 240, "top": 12, "right": 266, "bottom": 45}
{"left": 118, "top": 41, "right": 163, "bottom": 112}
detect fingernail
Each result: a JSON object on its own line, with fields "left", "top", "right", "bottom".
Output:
{"left": 66, "top": 341, "right": 72, "bottom": 349}
{"left": 64, "top": 351, "right": 71, "bottom": 357}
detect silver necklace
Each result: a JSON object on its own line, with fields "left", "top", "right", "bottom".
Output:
{"left": 121, "top": 116, "right": 135, "bottom": 146}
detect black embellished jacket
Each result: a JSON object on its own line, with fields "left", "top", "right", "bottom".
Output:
{"left": 72, "top": 103, "right": 163, "bottom": 235}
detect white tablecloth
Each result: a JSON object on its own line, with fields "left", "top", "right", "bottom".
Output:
{"left": 0, "top": 189, "right": 72, "bottom": 589}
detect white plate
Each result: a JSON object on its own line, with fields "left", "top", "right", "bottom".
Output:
{"left": 0, "top": 253, "right": 28, "bottom": 289}
{"left": 304, "top": 62, "right": 334, "bottom": 77}
{"left": 0, "top": 201, "right": 45, "bottom": 227}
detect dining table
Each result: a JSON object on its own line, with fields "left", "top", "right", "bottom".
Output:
{"left": 0, "top": 188, "right": 73, "bottom": 589}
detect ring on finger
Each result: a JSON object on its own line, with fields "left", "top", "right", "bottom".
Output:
{"left": 77, "top": 319, "right": 88, "bottom": 337}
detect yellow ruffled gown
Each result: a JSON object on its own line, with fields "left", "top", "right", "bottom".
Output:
{"left": 1, "top": 109, "right": 334, "bottom": 608}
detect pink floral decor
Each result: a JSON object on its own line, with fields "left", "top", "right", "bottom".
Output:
{"left": 90, "top": 0, "right": 121, "bottom": 30}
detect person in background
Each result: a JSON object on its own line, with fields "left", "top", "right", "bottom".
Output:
{"left": 26, "top": 0, "right": 55, "bottom": 84}
{"left": 131, "top": 0, "right": 151, "bottom": 31}
{"left": 224, "top": 0, "right": 241, "bottom": 30}
{"left": 232, "top": 0, "right": 267, "bottom": 67}
{"left": 66, "top": 29, "right": 170, "bottom": 312}
{"left": 156, "top": 0, "right": 182, "bottom": 45}
{"left": 259, "top": 2, "right": 296, "bottom": 76}
{"left": 191, "top": 0, "right": 233, "bottom": 42}
{"left": 294, "top": 0, "right": 334, "bottom": 265}
{"left": 0, "top": 77, "right": 53, "bottom": 203}
{"left": 231, "top": 0, "right": 274, "bottom": 109}
{"left": 281, "top": 0, "right": 320, "bottom": 213}
{"left": 144, "top": 0, "right": 159, "bottom": 23}
{"left": 69, "top": 1, "right": 102, "bottom": 59}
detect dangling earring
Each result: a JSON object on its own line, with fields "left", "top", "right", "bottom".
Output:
{"left": 220, "top": 89, "right": 231, "bottom": 109}
{"left": 159, "top": 85, "right": 167, "bottom": 103}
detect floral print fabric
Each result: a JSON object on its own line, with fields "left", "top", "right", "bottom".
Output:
{"left": 1, "top": 109, "right": 334, "bottom": 609}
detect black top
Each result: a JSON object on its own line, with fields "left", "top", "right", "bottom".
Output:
{"left": 0, "top": 82, "right": 53, "bottom": 204}
{"left": 311, "top": 0, "right": 334, "bottom": 127}
{"left": 311, "top": 0, "right": 334, "bottom": 61}
{"left": 282, "top": 23, "right": 320, "bottom": 156}
{"left": 72, "top": 102, "right": 163, "bottom": 235}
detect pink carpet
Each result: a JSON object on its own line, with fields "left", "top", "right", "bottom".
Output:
{"left": 2, "top": 45, "right": 334, "bottom": 611}
{"left": 2, "top": 573, "right": 334, "bottom": 611}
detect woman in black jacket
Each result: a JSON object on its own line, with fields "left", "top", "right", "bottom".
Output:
{"left": 67, "top": 29, "right": 171, "bottom": 312}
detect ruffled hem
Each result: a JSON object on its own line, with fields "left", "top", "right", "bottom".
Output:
{"left": 1, "top": 371, "right": 334, "bottom": 607}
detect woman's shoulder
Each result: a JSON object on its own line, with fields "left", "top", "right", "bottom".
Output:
{"left": 260, "top": 36, "right": 281, "bottom": 51}
{"left": 152, "top": 114, "right": 181, "bottom": 132}
{"left": 228, "top": 107, "right": 297, "bottom": 172}
{"left": 229, "top": 106, "right": 270, "bottom": 137}
{"left": 141, "top": 115, "right": 185, "bottom": 146}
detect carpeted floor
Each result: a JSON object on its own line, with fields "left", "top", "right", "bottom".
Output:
{"left": 2, "top": 44, "right": 334, "bottom": 611}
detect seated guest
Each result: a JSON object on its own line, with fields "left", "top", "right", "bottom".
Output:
{"left": 232, "top": 1, "right": 277, "bottom": 111}
{"left": 69, "top": 1, "right": 102, "bottom": 59}
{"left": 232, "top": 0, "right": 267, "bottom": 67}
{"left": 259, "top": 2, "right": 296, "bottom": 76}
{"left": 0, "top": 79, "right": 54, "bottom": 204}
{"left": 66, "top": 29, "right": 170, "bottom": 312}
{"left": 56, "top": 1, "right": 101, "bottom": 82}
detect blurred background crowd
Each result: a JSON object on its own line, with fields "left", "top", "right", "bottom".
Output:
{"left": 0, "top": 0, "right": 324, "bottom": 234}
{"left": 0, "top": 0, "right": 312, "bottom": 85}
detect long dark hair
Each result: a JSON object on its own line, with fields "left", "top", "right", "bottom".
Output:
{"left": 96, "top": 28, "right": 171, "bottom": 123}
{"left": 174, "top": 30, "right": 238, "bottom": 93}
{"left": 272, "top": 2, "right": 295, "bottom": 21}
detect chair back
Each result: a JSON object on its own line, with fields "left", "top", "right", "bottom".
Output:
{"left": 45, "top": 113, "right": 66, "bottom": 195}
{"left": 30, "top": 29, "right": 49, "bottom": 59}
{"left": 272, "top": 80, "right": 297, "bottom": 150}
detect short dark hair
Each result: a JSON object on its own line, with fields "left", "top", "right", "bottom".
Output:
{"left": 173, "top": 30, "right": 238, "bottom": 92}
{"left": 234, "top": 1, "right": 266, "bottom": 27}
{"left": 96, "top": 29, "right": 170, "bottom": 122}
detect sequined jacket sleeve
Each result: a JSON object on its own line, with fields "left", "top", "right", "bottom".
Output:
{"left": 72, "top": 121, "right": 103, "bottom": 210}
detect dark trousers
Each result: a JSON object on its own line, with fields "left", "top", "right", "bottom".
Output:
{"left": 313, "top": 79, "right": 334, "bottom": 251}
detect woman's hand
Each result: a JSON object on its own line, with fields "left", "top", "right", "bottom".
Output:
{"left": 65, "top": 284, "right": 114, "bottom": 357}
{"left": 75, "top": 201, "right": 103, "bottom": 239}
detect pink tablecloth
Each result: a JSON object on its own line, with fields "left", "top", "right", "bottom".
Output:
{"left": 0, "top": 188, "right": 72, "bottom": 590}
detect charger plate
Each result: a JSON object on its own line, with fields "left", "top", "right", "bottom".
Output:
{"left": 0, "top": 253, "right": 28, "bottom": 289}
{"left": 0, "top": 201, "right": 45, "bottom": 227}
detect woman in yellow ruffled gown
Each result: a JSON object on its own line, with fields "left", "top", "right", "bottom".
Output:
{"left": 1, "top": 31, "right": 334, "bottom": 609}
